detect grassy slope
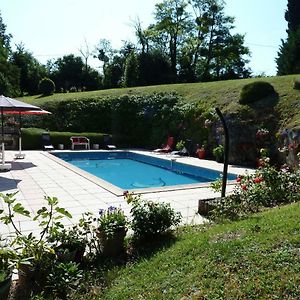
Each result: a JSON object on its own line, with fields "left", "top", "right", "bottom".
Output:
{"left": 22, "top": 74, "right": 300, "bottom": 128}
{"left": 94, "top": 203, "right": 300, "bottom": 299}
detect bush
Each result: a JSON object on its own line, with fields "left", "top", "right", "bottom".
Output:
{"left": 38, "top": 78, "right": 55, "bottom": 96}
{"left": 293, "top": 78, "right": 300, "bottom": 90}
{"left": 210, "top": 162, "right": 300, "bottom": 222}
{"left": 239, "top": 81, "right": 275, "bottom": 104}
{"left": 125, "top": 192, "right": 182, "bottom": 239}
{"left": 21, "top": 128, "right": 107, "bottom": 150}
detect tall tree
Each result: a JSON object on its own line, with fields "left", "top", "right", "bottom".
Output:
{"left": 51, "top": 54, "right": 85, "bottom": 90}
{"left": 285, "top": 0, "right": 300, "bottom": 33}
{"left": 187, "top": 0, "right": 250, "bottom": 81}
{"left": 0, "top": 11, "right": 20, "bottom": 96}
{"left": 277, "top": 0, "right": 300, "bottom": 75}
{"left": 152, "top": 0, "right": 191, "bottom": 81}
{"left": 10, "top": 43, "right": 46, "bottom": 95}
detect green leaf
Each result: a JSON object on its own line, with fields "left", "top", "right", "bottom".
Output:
{"left": 55, "top": 207, "right": 72, "bottom": 218}
{"left": 12, "top": 203, "right": 30, "bottom": 217}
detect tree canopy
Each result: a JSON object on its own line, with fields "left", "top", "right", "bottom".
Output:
{"left": 277, "top": 0, "right": 300, "bottom": 75}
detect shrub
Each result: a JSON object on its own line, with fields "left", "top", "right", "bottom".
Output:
{"left": 210, "top": 162, "right": 300, "bottom": 222}
{"left": 38, "top": 78, "right": 55, "bottom": 96}
{"left": 21, "top": 128, "right": 107, "bottom": 150}
{"left": 239, "top": 81, "right": 275, "bottom": 104}
{"left": 293, "top": 78, "right": 300, "bottom": 90}
{"left": 125, "top": 192, "right": 182, "bottom": 239}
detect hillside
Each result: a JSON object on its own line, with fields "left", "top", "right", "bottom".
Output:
{"left": 21, "top": 74, "right": 300, "bottom": 128}
{"left": 74, "top": 203, "right": 300, "bottom": 299}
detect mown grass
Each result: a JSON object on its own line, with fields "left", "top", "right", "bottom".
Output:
{"left": 21, "top": 74, "right": 300, "bottom": 128}
{"left": 81, "top": 203, "right": 300, "bottom": 299}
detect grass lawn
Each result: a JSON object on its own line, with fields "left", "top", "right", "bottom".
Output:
{"left": 21, "top": 74, "right": 300, "bottom": 128}
{"left": 84, "top": 202, "right": 300, "bottom": 299}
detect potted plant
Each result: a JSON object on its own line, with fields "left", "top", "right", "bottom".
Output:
{"left": 49, "top": 226, "right": 86, "bottom": 263}
{"left": 0, "top": 193, "right": 73, "bottom": 289}
{"left": 96, "top": 207, "right": 128, "bottom": 257}
{"left": 0, "top": 244, "right": 15, "bottom": 300}
{"left": 213, "top": 145, "right": 224, "bottom": 162}
{"left": 196, "top": 144, "right": 206, "bottom": 159}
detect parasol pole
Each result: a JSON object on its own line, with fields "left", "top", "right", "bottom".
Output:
{"left": 1, "top": 107, "right": 4, "bottom": 165}
{"left": 18, "top": 111, "right": 22, "bottom": 156}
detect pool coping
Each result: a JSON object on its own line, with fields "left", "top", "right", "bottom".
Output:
{"left": 43, "top": 150, "right": 239, "bottom": 196}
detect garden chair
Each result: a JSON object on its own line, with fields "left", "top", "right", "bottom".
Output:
{"left": 41, "top": 133, "right": 54, "bottom": 151}
{"left": 70, "top": 136, "right": 90, "bottom": 150}
{"left": 154, "top": 136, "right": 174, "bottom": 153}
{"left": 103, "top": 134, "right": 117, "bottom": 150}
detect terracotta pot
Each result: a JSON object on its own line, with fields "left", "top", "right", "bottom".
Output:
{"left": 97, "top": 229, "right": 127, "bottom": 257}
{"left": 197, "top": 148, "right": 206, "bottom": 159}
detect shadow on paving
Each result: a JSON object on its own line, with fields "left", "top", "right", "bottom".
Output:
{"left": 0, "top": 177, "right": 21, "bottom": 192}
{"left": 11, "top": 161, "right": 37, "bottom": 170}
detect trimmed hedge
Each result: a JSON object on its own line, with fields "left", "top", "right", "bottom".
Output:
{"left": 21, "top": 128, "right": 109, "bottom": 150}
{"left": 22, "top": 93, "right": 212, "bottom": 152}
{"left": 239, "top": 81, "right": 276, "bottom": 105}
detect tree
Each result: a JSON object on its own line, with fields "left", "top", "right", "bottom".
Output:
{"left": 0, "top": 11, "right": 20, "bottom": 96}
{"left": 277, "top": 0, "right": 300, "bottom": 75}
{"left": 187, "top": 0, "right": 250, "bottom": 81}
{"left": 94, "top": 39, "right": 115, "bottom": 74}
{"left": 285, "top": 0, "right": 300, "bottom": 33}
{"left": 138, "top": 50, "right": 172, "bottom": 85}
{"left": 79, "top": 39, "right": 92, "bottom": 75}
{"left": 152, "top": 0, "right": 191, "bottom": 81}
{"left": 277, "top": 27, "right": 300, "bottom": 75}
{"left": 51, "top": 54, "right": 85, "bottom": 91}
{"left": 124, "top": 51, "right": 139, "bottom": 87}
{"left": 10, "top": 43, "right": 46, "bottom": 95}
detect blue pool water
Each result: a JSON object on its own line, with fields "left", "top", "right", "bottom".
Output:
{"left": 53, "top": 151, "right": 236, "bottom": 190}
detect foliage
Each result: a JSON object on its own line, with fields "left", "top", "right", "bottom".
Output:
{"left": 11, "top": 44, "right": 46, "bottom": 95}
{"left": 276, "top": 0, "right": 300, "bottom": 75}
{"left": 45, "top": 262, "right": 83, "bottom": 299}
{"left": 124, "top": 51, "right": 139, "bottom": 87}
{"left": 176, "top": 140, "right": 185, "bottom": 151}
{"left": 285, "top": 0, "right": 300, "bottom": 34}
{"left": 0, "top": 193, "right": 72, "bottom": 267}
{"left": 85, "top": 203, "right": 300, "bottom": 299}
{"left": 212, "top": 144, "right": 224, "bottom": 161}
{"left": 293, "top": 77, "right": 300, "bottom": 90}
{"left": 38, "top": 77, "right": 55, "bottom": 96}
{"left": 125, "top": 192, "right": 182, "bottom": 239}
{"left": 21, "top": 128, "right": 106, "bottom": 150}
{"left": 0, "top": 238, "right": 16, "bottom": 281}
{"left": 239, "top": 81, "right": 276, "bottom": 104}
{"left": 97, "top": 207, "right": 127, "bottom": 238}
{"left": 277, "top": 27, "right": 300, "bottom": 75}
{"left": 210, "top": 162, "right": 300, "bottom": 221}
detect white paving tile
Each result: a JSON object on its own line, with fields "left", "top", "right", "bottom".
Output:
{"left": 0, "top": 150, "right": 251, "bottom": 236}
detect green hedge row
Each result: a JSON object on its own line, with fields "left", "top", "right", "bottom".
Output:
{"left": 21, "top": 128, "right": 110, "bottom": 150}
{"left": 25, "top": 93, "right": 211, "bottom": 149}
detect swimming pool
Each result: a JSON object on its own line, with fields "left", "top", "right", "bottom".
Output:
{"left": 52, "top": 151, "right": 236, "bottom": 192}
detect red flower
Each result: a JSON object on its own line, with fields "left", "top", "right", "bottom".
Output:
{"left": 236, "top": 176, "right": 243, "bottom": 183}
{"left": 253, "top": 177, "right": 262, "bottom": 184}
{"left": 241, "top": 184, "right": 247, "bottom": 191}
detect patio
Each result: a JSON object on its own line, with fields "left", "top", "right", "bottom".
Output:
{"left": 0, "top": 150, "right": 249, "bottom": 236}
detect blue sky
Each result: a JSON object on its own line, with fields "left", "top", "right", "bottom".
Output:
{"left": 1, "top": 0, "right": 287, "bottom": 76}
